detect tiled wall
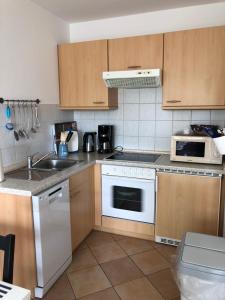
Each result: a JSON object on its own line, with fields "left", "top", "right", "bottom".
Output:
{"left": 74, "top": 88, "right": 225, "bottom": 152}
{"left": 0, "top": 104, "right": 73, "bottom": 169}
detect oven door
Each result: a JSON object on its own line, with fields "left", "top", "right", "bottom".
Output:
{"left": 102, "top": 175, "right": 155, "bottom": 223}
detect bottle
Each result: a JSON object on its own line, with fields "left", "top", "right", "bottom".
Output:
{"left": 58, "top": 143, "right": 68, "bottom": 158}
{"left": 0, "top": 150, "right": 5, "bottom": 182}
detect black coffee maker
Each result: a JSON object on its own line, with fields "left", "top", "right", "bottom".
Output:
{"left": 98, "top": 125, "right": 113, "bottom": 153}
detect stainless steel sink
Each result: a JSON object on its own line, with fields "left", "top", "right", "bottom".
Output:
{"left": 33, "top": 159, "right": 83, "bottom": 171}
{"left": 6, "top": 168, "right": 58, "bottom": 181}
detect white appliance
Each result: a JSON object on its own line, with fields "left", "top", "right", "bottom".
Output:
{"left": 32, "top": 180, "right": 72, "bottom": 298}
{"left": 170, "top": 135, "right": 222, "bottom": 165}
{"left": 0, "top": 281, "right": 30, "bottom": 300}
{"left": 102, "top": 165, "right": 156, "bottom": 223}
{"left": 68, "top": 130, "right": 79, "bottom": 152}
{"left": 103, "top": 69, "right": 161, "bottom": 89}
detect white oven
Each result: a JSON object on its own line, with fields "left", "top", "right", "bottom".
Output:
{"left": 102, "top": 165, "right": 156, "bottom": 223}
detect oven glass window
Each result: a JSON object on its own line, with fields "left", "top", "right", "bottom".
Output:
{"left": 176, "top": 141, "right": 205, "bottom": 157}
{"left": 112, "top": 186, "right": 142, "bottom": 212}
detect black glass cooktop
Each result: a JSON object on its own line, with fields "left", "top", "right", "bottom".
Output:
{"left": 105, "top": 152, "right": 161, "bottom": 163}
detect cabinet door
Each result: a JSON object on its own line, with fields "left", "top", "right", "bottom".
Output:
{"left": 156, "top": 172, "right": 221, "bottom": 240}
{"left": 70, "top": 167, "right": 94, "bottom": 250}
{"left": 58, "top": 40, "right": 109, "bottom": 108}
{"left": 163, "top": 26, "right": 225, "bottom": 108}
{"left": 108, "top": 34, "right": 163, "bottom": 71}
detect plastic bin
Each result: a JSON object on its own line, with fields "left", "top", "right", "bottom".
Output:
{"left": 174, "top": 232, "right": 225, "bottom": 300}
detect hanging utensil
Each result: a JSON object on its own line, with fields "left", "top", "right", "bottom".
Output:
{"left": 18, "top": 102, "right": 25, "bottom": 138}
{"left": 34, "top": 104, "right": 40, "bottom": 129}
{"left": 12, "top": 104, "right": 19, "bottom": 141}
{"left": 30, "top": 103, "right": 36, "bottom": 133}
{"left": 21, "top": 102, "right": 29, "bottom": 139}
{"left": 5, "top": 101, "right": 14, "bottom": 131}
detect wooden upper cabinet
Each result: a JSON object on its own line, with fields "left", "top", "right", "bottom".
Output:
{"left": 156, "top": 172, "right": 221, "bottom": 241}
{"left": 58, "top": 40, "right": 118, "bottom": 109}
{"left": 108, "top": 34, "right": 163, "bottom": 71}
{"left": 163, "top": 26, "right": 225, "bottom": 108}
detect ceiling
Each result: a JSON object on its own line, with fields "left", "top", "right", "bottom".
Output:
{"left": 31, "top": 0, "right": 224, "bottom": 22}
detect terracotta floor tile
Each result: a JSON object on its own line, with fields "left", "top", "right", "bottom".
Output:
{"left": 155, "top": 244, "right": 178, "bottom": 264}
{"left": 148, "top": 268, "right": 180, "bottom": 299}
{"left": 101, "top": 256, "right": 143, "bottom": 286}
{"left": 68, "top": 265, "right": 111, "bottom": 298}
{"left": 131, "top": 249, "right": 170, "bottom": 275}
{"left": 90, "top": 241, "right": 127, "bottom": 263}
{"left": 117, "top": 237, "right": 154, "bottom": 255}
{"left": 115, "top": 277, "right": 163, "bottom": 300}
{"left": 45, "top": 273, "right": 75, "bottom": 300}
{"left": 78, "top": 288, "right": 120, "bottom": 300}
{"left": 67, "top": 247, "right": 97, "bottom": 273}
{"left": 85, "top": 230, "right": 114, "bottom": 247}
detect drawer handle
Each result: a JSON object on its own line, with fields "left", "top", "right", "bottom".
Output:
{"left": 127, "top": 65, "right": 141, "bottom": 69}
{"left": 166, "top": 100, "right": 182, "bottom": 103}
{"left": 92, "top": 101, "right": 105, "bottom": 104}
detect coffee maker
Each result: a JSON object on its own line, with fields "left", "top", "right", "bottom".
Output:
{"left": 98, "top": 125, "right": 113, "bottom": 153}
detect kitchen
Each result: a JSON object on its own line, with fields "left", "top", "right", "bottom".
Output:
{"left": 1, "top": 0, "right": 225, "bottom": 299}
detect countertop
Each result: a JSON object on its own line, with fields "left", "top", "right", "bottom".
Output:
{"left": 0, "top": 151, "right": 224, "bottom": 196}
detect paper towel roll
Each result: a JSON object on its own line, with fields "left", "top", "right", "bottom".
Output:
{"left": 0, "top": 150, "right": 5, "bottom": 182}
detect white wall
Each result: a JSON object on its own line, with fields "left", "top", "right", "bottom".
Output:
{"left": 70, "top": 2, "right": 225, "bottom": 42}
{"left": 0, "top": 0, "right": 72, "bottom": 169}
{"left": 0, "top": 0, "right": 69, "bottom": 104}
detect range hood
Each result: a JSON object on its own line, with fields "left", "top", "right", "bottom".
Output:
{"left": 103, "top": 69, "right": 162, "bottom": 89}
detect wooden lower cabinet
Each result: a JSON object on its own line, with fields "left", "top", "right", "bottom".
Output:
{"left": 70, "top": 167, "right": 94, "bottom": 251}
{"left": 0, "top": 193, "right": 36, "bottom": 293}
{"left": 155, "top": 172, "right": 221, "bottom": 241}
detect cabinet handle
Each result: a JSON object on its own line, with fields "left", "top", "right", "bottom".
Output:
{"left": 166, "top": 100, "right": 182, "bottom": 103}
{"left": 127, "top": 66, "right": 141, "bottom": 69}
{"left": 92, "top": 101, "right": 105, "bottom": 104}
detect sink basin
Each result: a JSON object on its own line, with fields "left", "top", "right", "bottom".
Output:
{"left": 33, "top": 159, "right": 83, "bottom": 171}
{"left": 6, "top": 168, "right": 58, "bottom": 181}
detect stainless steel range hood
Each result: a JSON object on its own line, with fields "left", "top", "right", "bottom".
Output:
{"left": 103, "top": 69, "right": 162, "bottom": 89}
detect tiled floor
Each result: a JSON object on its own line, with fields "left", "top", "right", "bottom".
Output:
{"left": 39, "top": 231, "right": 180, "bottom": 300}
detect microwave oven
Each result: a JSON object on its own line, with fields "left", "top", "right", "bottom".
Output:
{"left": 170, "top": 136, "right": 222, "bottom": 165}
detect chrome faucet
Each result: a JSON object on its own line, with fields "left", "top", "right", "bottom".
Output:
{"left": 27, "top": 151, "right": 56, "bottom": 169}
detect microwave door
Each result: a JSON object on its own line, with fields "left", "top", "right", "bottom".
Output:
{"left": 176, "top": 141, "right": 205, "bottom": 157}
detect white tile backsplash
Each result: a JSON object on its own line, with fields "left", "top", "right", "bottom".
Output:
{"left": 74, "top": 89, "right": 223, "bottom": 152}
{"left": 124, "top": 121, "right": 139, "bottom": 136}
{"left": 124, "top": 103, "right": 139, "bottom": 120}
{"left": 211, "top": 110, "right": 225, "bottom": 121}
{"left": 139, "top": 121, "right": 155, "bottom": 137}
{"left": 156, "top": 121, "right": 172, "bottom": 138}
{"left": 124, "top": 136, "right": 139, "bottom": 150}
{"left": 139, "top": 104, "right": 155, "bottom": 120}
{"left": 173, "top": 110, "right": 191, "bottom": 121}
{"left": 124, "top": 89, "right": 140, "bottom": 103}
{"left": 140, "top": 88, "right": 156, "bottom": 103}
{"left": 192, "top": 110, "right": 210, "bottom": 121}
{"left": 156, "top": 104, "right": 173, "bottom": 121}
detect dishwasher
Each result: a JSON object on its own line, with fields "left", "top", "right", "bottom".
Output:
{"left": 32, "top": 180, "right": 72, "bottom": 298}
